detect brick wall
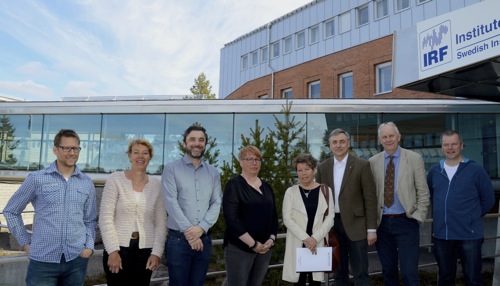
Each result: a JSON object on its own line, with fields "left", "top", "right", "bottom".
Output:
{"left": 227, "top": 35, "right": 451, "bottom": 100}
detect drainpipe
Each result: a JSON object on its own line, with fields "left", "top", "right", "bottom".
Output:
{"left": 267, "top": 22, "right": 275, "bottom": 99}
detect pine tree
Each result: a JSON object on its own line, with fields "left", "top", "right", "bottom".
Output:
{"left": 185, "top": 72, "right": 217, "bottom": 99}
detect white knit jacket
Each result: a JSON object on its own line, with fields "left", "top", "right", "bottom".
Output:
{"left": 99, "top": 171, "right": 167, "bottom": 257}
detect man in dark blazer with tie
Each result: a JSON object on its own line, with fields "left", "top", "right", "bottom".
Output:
{"left": 316, "top": 128, "right": 378, "bottom": 286}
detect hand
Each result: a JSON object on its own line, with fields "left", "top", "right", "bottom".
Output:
{"left": 184, "top": 226, "right": 204, "bottom": 241}
{"left": 188, "top": 238, "right": 204, "bottom": 251}
{"left": 23, "top": 244, "right": 30, "bottom": 255}
{"left": 252, "top": 242, "right": 269, "bottom": 254}
{"left": 367, "top": 232, "right": 377, "bottom": 246}
{"left": 263, "top": 238, "right": 274, "bottom": 250}
{"left": 303, "top": 236, "right": 318, "bottom": 254}
{"left": 79, "top": 248, "right": 93, "bottom": 258}
{"left": 107, "top": 251, "right": 122, "bottom": 274}
{"left": 146, "top": 255, "right": 160, "bottom": 271}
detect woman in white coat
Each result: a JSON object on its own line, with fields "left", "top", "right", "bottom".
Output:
{"left": 282, "top": 153, "right": 334, "bottom": 285}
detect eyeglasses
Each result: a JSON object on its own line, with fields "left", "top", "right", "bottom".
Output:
{"left": 57, "top": 146, "right": 82, "bottom": 153}
{"left": 242, "top": 158, "right": 262, "bottom": 163}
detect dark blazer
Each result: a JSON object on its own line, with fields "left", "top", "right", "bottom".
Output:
{"left": 316, "top": 154, "right": 378, "bottom": 241}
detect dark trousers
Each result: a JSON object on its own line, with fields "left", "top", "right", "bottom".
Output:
{"left": 26, "top": 254, "right": 89, "bottom": 286}
{"left": 103, "top": 238, "right": 153, "bottom": 286}
{"left": 296, "top": 272, "right": 321, "bottom": 286}
{"left": 433, "top": 237, "right": 484, "bottom": 286}
{"left": 333, "top": 214, "right": 370, "bottom": 286}
{"left": 376, "top": 215, "right": 420, "bottom": 286}
{"left": 224, "top": 242, "right": 272, "bottom": 286}
{"left": 166, "top": 228, "right": 212, "bottom": 286}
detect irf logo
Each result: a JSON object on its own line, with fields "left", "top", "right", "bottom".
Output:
{"left": 419, "top": 20, "right": 452, "bottom": 71}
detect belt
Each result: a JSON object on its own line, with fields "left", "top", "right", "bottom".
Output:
{"left": 383, "top": 213, "right": 407, "bottom": 218}
{"left": 131, "top": 232, "right": 139, "bottom": 240}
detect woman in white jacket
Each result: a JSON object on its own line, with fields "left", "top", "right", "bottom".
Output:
{"left": 282, "top": 153, "right": 334, "bottom": 285}
{"left": 99, "top": 139, "right": 167, "bottom": 286}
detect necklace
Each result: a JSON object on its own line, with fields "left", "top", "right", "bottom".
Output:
{"left": 299, "top": 186, "right": 311, "bottom": 198}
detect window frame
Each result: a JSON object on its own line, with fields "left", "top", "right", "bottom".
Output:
{"left": 261, "top": 46, "right": 268, "bottom": 63}
{"left": 283, "top": 36, "right": 292, "bottom": 54}
{"left": 241, "top": 54, "right": 249, "bottom": 70}
{"left": 309, "top": 25, "right": 320, "bottom": 45}
{"left": 296, "top": 30, "right": 306, "bottom": 50}
{"left": 308, "top": 81, "right": 321, "bottom": 99}
{"left": 375, "top": 0, "right": 389, "bottom": 20}
{"left": 339, "top": 72, "right": 353, "bottom": 99}
{"left": 339, "top": 11, "right": 351, "bottom": 34}
{"left": 272, "top": 41, "right": 280, "bottom": 58}
{"left": 357, "top": 4, "right": 369, "bottom": 27}
{"left": 376, "top": 62, "right": 393, "bottom": 94}
{"left": 324, "top": 18, "right": 335, "bottom": 39}
{"left": 395, "top": 0, "right": 410, "bottom": 12}
{"left": 250, "top": 50, "right": 258, "bottom": 66}
{"left": 281, "top": 88, "right": 292, "bottom": 99}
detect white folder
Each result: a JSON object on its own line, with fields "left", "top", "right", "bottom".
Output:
{"left": 295, "top": 247, "right": 332, "bottom": 272}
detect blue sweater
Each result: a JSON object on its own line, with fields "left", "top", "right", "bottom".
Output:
{"left": 427, "top": 158, "right": 495, "bottom": 240}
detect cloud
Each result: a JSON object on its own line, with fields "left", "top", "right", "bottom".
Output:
{"left": 0, "top": 0, "right": 311, "bottom": 100}
{"left": 0, "top": 80, "right": 54, "bottom": 100}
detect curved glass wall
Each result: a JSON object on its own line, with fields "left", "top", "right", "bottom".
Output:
{"left": 0, "top": 110, "right": 499, "bottom": 179}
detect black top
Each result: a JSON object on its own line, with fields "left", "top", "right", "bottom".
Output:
{"left": 299, "top": 186, "right": 320, "bottom": 236}
{"left": 223, "top": 175, "right": 279, "bottom": 253}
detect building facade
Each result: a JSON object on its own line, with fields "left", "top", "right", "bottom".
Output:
{"left": 219, "top": 0, "right": 484, "bottom": 99}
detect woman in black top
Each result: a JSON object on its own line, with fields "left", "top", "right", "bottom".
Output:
{"left": 223, "top": 145, "right": 279, "bottom": 286}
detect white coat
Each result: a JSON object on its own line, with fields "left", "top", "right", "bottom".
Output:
{"left": 282, "top": 184, "right": 335, "bottom": 283}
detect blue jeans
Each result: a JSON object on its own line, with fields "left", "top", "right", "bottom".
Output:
{"left": 433, "top": 237, "right": 484, "bottom": 286}
{"left": 26, "top": 254, "right": 89, "bottom": 286}
{"left": 166, "top": 229, "right": 212, "bottom": 286}
{"left": 333, "top": 214, "right": 369, "bottom": 286}
{"left": 376, "top": 215, "right": 420, "bottom": 286}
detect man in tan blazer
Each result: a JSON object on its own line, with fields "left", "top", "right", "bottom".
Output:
{"left": 369, "top": 122, "right": 429, "bottom": 286}
{"left": 317, "top": 128, "right": 378, "bottom": 286}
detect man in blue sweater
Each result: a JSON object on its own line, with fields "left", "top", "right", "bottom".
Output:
{"left": 427, "top": 130, "right": 495, "bottom": 286}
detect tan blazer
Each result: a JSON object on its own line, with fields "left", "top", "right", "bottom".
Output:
{"left": 316, "top": 154, "right": 378, "bottom": 241}
{"left": 369, "top": 147, "right": 430, "bottom": 225}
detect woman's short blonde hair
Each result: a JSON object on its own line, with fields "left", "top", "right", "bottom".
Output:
{"left": 238, "top": 145, "right": 262, "bottom": 160}
{"left": 127, "top": 139, "right": 154, "bottom": 158}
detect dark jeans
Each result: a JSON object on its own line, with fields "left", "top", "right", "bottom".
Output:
{"left": 333, "top": 214, "right": 370, "bottom": 286}
{"left": 26, "top": 254, "right": 89, "bottom": 286}
{"left": 376, "top": 215, "right": 420, "bottom": 286}
{"left": 166, "top": 229, "right": 212, "bottom": 286}
{"left": 433, "top": 237, "right": 484, "bottom": 286}
{"left": 224, "top": 242, "right": 272, "bottom": 286}
{"left": 103, "top": 238, "right": 153, "bottom": 286}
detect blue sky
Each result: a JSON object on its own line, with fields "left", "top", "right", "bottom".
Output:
{"left": 0, "top": 0, "right": 310, "bottom": 101}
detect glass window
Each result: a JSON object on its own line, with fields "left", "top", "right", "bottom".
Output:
{"left": 41, "top": 114, "right": 102, "bottom": 172}
{"left": 258, "top": 94, "right": 268, "bottom": 99}
{"left": 261, "top": 46, "right": 268, "bottom": 63}
{"left": 309, "top": 25, "right": 319, "bottom": 44}
{"left": 324, "top": 19, "right": 335, "bottom": 38}
{"left": 340, "top": 72, "right": 353, "bottom": 98}
{"left": 272, "top": 41, "right": 280, "bottom": 58}
{"left": 375, "top": 0, "right": 389, "bottom": 19}
{"left": 100, "top": 114, "right": 165, "bottom": 174}
{"left": 339, "top": 11, "right": 351, "bottom": 34}
{"left": 251, "top": 50, "right": 258, "bottom": 66}
{"left": 283, "top": 36, "right": 292, "bottom": 54}
{"left": 357, "top": 4, "right": 369, "bottom": 26}
{"left": 395, "top": 0, "right": 410, "bottom": 12}
{"left": 308, "top": 81, "right": 320, "bottom": 99}
{"left": 417, "top": 0, "right": 431, "bottom": 4}
{"left": 296, "top": 30, "right": 305, "bottom": 49}
{"left": 382, "top": 113, "right": 453, "bottom": 171}
{"left": 0, "top": 114, "right": 43, "bottom": 171}
{"left": 282, "top": 88, "right": 292, "bottom": 99}
{"left": 376, "top": 62, "right": 392, "bottom": 94}
{"left": 163, "top": 114, "right": 233, "bottom": 169}
{"left": 241, "top": 54, "right": 248, "bottom": 70}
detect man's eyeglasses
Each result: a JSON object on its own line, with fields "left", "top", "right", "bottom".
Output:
{"left": 242, "top": 158, "right": 262, "bottom": 163}
{"left": 57, "top": 146, "right": 82, "bottom": 153}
